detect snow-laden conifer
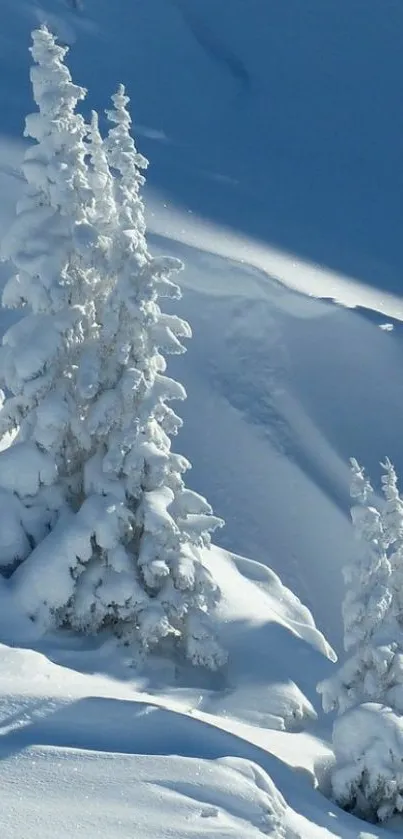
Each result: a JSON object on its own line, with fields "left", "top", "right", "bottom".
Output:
{"left": 86, "top": 110, "right": 117, "bottom": 233}
{"left": 331, "top": 703, "right": 403, "bottom": 822}
{"left": 318, "top": 459, "right": 393, "bottom": 713}
{"left": 0, "top": 26, "right": 107, "bottom": 561}
{"left": 381, "top": 458, "right": 403, "bottom": 625}
{"left": 62, "top": 85, "right": 226, "bottom": 669}
{"left": 10, "top": 48, "right": 226, "bottom": 669}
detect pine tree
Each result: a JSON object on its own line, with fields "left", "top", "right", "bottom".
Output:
{"left": 318, "top": 459, "right": 393, "bottom": 713}
{"left": 331, "top": 703, "right": 403, "bottom": 822}
{"left": 9, "top": 37, "right": 226, "bottom": 669}
{"left": 64, "top": 85, "right": 226, "bottom": 669}
{"left": 0, "top": 26, "right": 107, "bottom": 548}
{"left": 381, "top": 458, "right": 403, "bottom": 624}
{"left": 86, "top": 110, "right": 117, "bottom": 234}
{"left": 324, "top": 459, "right": 403, "bottom": 822}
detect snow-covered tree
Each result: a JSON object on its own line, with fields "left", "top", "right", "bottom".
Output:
{"left": 61, "top": 84, "right": 227, "bottom": 669}
{"left": 318, "top": 459, "right": 393, "bottom": 714}
{"left": 86, "top": 110, "right": 117, "bottom": 234}
{"left": 8, "top": 37, "right": 226, "bottom": 669}
{"left": 331, "top": 703, "right": 403, "bottom": 822}
{"left": 344, "top": 459, "right": 392, "bottom": 653}
{"left": 318, "top": 460, "right": 403, "bottom": 823}
{"left": 381, "top": 458, "right": 403, "bottom": 624}
{"left": 318, "top": 459, "right": 403, "bottom": 716}
{"left": 0, "top": 26, "right": 108, "bottom": 563}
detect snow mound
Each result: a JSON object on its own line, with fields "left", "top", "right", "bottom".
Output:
{"left": 8, "top": 542, "right": 333, "bottom": 733}
{"left": 194, "top": 546, "right": 334, "bottom": 730}
{"left": 0, "top": 748, "right": 288, "bottom": 839}
{"left": 332, "top": 703, "right": 403, "bottom": 822}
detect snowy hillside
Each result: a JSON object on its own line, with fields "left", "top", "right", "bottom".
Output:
{"left": 4, "top": 0, "right": 403, "bottom": 646}
{"left": 1, "top": 0, "right": 403, "bottom": 836}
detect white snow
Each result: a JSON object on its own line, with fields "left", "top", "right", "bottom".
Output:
{"left": 0, "top": 549, "right": 333, "bottom": 839}
{"left": 147, "top": 201, "right": 403, "bottom": 321}
{"left": 0, "top": 748, "right": 288, "bottom": 839}
{"left": 332, "top": 704, "right": 403, "bottom": 822}
{"left": 0, "top": 0, "right": 403, "bottom": 837}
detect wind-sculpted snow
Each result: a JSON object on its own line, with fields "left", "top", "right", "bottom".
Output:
{"left": 0, "top": 541, "right": 335, "bottom": 837}
{"left": 0, "top": 632, "right": 387, "bottom": 839}
{"left": 0, "top": 746, "right": 288, "bottom": 839}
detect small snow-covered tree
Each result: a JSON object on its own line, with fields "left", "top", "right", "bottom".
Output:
{"left": 319, "top": 460, "right": 403, "bottom": 824}
{"left": 344, "top": 459, "right": 392, "bottom": 653}
{"left": 331, "top": 703, "right": 403, "bottom": 822}
{"left": 319, "top": 459, "right": 403, "bottom": 716}
{"left": 318, "top": 459, "right": 393, "bottom": 714}
{"left": 0, "top": 26, "right": 107, "bottom": 563}
{"left": 381, "top": 458, "right": 403, "bottom": 624}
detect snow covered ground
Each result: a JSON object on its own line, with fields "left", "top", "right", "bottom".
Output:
{"left": 1, "top": 0, "right": 403, "bottom": 836}
{"left": 0, "top": 551, "right": 336, "bottom": 839}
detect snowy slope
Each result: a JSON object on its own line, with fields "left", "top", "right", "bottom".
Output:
{"left": 0, "top": 549, "right": 336, "bottom": 839}
{"left": 0, "top": 642, "right": 327, "bottom": 839}
{"left": 1, "top": 0, "right": 403, "bottom": 837}
{"left": 0, "top": 596, "right": 386, "bottom": 839}
{"left": 3, "top": 0, "right": 403, "bottom": 647}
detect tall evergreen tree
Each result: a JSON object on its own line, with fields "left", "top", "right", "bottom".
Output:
{"left": 6, "top": 32, "right": 226, "bottom": 669}
{"left": 0, "top": 26, "right": 106, "bottom": 542}
{"left": 65, "top": 85, "right": 226, "bottom": 668}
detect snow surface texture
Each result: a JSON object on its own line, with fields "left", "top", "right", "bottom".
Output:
{"left": 0, "top": 547, "right": 336, "bottom": 839}
{"left": 1, "top": 0, "right": 403, "bottom": 837}
{"left": 1, "top": 749, "right": 287, "bottom": 839}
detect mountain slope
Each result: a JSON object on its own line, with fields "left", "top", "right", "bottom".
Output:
{"left": 0, "top": 2, "right": 403, "bottom": 837}
{"left": 2, "top": 0, "right": 403, "bottom": 646}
